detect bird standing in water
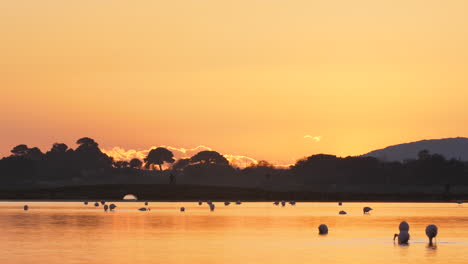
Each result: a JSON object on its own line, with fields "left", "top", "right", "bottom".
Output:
{"left": 318, "top": 224, "right": 328, "bottom": 235}
{"left": 426, "top": 225, "right": 438, "bottom": 246}
{"left": 393, "top": 221, "right": 410, "bottom": 244}
{"left": 363, "top": 207, "right": 373, "bottom": 214}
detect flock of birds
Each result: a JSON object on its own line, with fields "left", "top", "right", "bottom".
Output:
{"left": 21, "top": 199, "right": 447, "bottom": 245}
{"left": 318, "top": 219, "right": 438, "bottom": 246}
{"left": 316, "top": 202, "right": 439, "bottom": 246}
{"left": 390, "top": 221, "right": 438, "bottom": 246}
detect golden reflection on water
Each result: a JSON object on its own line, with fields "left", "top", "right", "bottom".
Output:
{"left": 0, "top": 202, "right": 467, "bottom": 264}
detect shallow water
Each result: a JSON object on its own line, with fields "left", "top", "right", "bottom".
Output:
{"left": 0, "top": 202, "right": 467, "bottom": 264}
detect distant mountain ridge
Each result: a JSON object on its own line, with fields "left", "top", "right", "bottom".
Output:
{"left": 363, "top": 137, "right": 468, "bottom": 162}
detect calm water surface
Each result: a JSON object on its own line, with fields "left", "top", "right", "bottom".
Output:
{"left": 0, "top": 202, "right": 467, "bottom": 264}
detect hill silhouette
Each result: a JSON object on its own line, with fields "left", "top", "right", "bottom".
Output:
{"left": 364, "top": 137, "right": 468, "bottom": 162}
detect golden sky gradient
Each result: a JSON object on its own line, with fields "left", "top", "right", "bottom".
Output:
{"left": 1, "top": 0, "right": 468, "bottom": 164}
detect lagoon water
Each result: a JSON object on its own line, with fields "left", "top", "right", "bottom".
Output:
{"left": 0, "top": 202, "right": 467, "bottom": 264}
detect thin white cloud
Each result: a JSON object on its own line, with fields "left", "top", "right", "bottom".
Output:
{"left": 102, "top": 145, "right": 265, "bottom": 168}
{"left": 303, "top": 135, "right": 322, "bottom": 142}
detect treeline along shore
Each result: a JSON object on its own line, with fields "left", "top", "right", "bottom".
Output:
{"left": 1, "top": 137, "right": 468, "bottom": 201}
{"left": 0, "top": 184, "right": 467, "bottom": 202}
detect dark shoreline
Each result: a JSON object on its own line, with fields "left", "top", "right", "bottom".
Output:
{"left": 0, "top": 184, "right": 466, "bottom": 202}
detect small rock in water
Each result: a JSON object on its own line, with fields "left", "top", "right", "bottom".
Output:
{"left": 23, "top": 205, "right": 29, "bottom": 211}
{"left": 180, "top": 207, "right": 185, "bottom": 212}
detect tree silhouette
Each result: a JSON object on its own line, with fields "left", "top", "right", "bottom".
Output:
{"left": 10, "top": 145, "right": 43, "bottom": 160}
{"left": 11, "top": 145, "right": 29, "bottom": 156}
{"left": 249, "top": 160, "right": 274, "bottom": 168}
{"left": 418, "top": 149, "right": 430, "bottom": 160}
{"left": 26, "top": 147, "right": 44, "bottom": 160}
{"left": 73, "top": 137, "right": 112, "bottom": 170}
{"left": 129, "top": 158, "right": 143, "bottom": 169}
{"left": 76, "top": 137, "right": 99, "bottom": 151}
{"left": 190, "top": 151, "right": 229, "bottom": 165}
{"left": 144, "top": 147, "right": 175, "bottom": 171}
{"left": 172, "top": 158, "right": 190, "bottom": 171}
{"left": 49, "top": 143, "right": 68, "bottom": 153}
{"left": 114, "top": 161, "right": 130, "bottom": 168}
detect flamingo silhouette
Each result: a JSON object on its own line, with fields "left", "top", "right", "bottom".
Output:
{"left": 318, "top": 224, "right": 328, "bottom": 235}
{"left": 426, "top": 225, "right": 438, "bottom": 246}
{"left": 393, "top": 221, "right": 410, "bottom": 244}
{"left": 363, "top": 207, "right": 373, "bottom": 214}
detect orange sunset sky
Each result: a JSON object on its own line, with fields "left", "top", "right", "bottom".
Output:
{"left": 1, "top": 0, "right": 468, "bottom": 165}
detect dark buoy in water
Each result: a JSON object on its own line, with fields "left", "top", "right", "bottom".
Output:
{"left": 281, "top": 201, "right": 286, "bottom": 207}
{"left": 338, "top": 202, "right": 342, "bottom": 206}
{"left": 103, "top": 204, "right": 109, "bottom": 212}
{"left": 224, "top": 201, "right": 230, "bottom": 206}
{"left": 273, "top": 201, "right": 279, "bottom": 206}
{"left": 109, "top": 204, "right": 117, "bottom": 211}
{"left": 180, "top": 207, "right": 185, "bottom": 212}
{"left": 198, "top": 200, "right": 203, "bottom": 206}
{"left": 100, "top": 200, "right": 106, "bottom": 205}
{"left": 289, "top": 201, "right": 296, "bottom": 205}
{"left": 94, "top": 202, "right": 99, "bottom": 207}
{"left": 318, "top": 224, "right": 328, "bottom": 235}
{"left": 138, "top": 208, "right": 148, "bottom": 211}
{"left": 145, "top": 201, "right": 149, "bottom": 206}
{"left": 236, "top": 200, "right": 242, "bottom": 205}
{"left": 23, "top": 205, "right": 29, "bottom": 211}
{"left": 339, "top": 210, "right": 347, "bottom": 215}
{"left": 84, "top": 201, "right": 88, "bottom": 205}
{"left": 209, "top": 203, "right": 215, "bottom": 211}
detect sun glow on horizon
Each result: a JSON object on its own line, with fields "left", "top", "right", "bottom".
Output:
{"left": 1, "top": 0, "right": 468, "bottom": 162}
